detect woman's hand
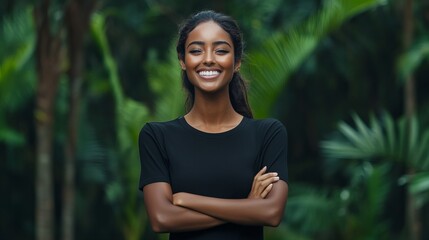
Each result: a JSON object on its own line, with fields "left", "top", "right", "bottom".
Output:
{"left": 248, "top": 166, "right": 279, "bottom": 199}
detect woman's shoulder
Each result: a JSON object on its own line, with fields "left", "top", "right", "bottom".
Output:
{"left": 246, "top": 117, "right": 287, "bottom": 138}
{"left": 245, "top": 118, "right": 287, "bottom": 144}
{"left": 249, "top": 117, "right": 286, "bottom": 130}
{"left": 140, "top": 118, "right": 182, "bottom": 135}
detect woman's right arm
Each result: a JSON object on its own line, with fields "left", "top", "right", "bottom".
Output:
{"left": 140, "top": 125, "right": 223, "bottom": 232}
{"left": 143, "top": 167, "right": 278, "bottom": 233}
{"left": 143, "top": 182, "right": 224, "bottom": 233}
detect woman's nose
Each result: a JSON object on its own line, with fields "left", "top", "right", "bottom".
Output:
{"left": 203, "top": 51, "right": 214, "bottom": 65}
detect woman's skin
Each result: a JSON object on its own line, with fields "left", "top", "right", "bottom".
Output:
{"left": 143, "top": 20, "right": 289, "bottom": 233}
{"left": 144, "top": 167, "right": 280, "bottom": 232}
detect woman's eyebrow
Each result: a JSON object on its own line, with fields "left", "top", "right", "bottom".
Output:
{"left": 187, "top": 40, "right": 232, "bottom": 49}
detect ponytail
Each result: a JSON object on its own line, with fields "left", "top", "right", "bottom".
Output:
{"left": 229, "top": 73, "right": 253, "bottom": 118}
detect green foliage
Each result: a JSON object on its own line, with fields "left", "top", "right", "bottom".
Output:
{"left": 344, "top": 163, "right": 391, "bottom": 240}
{"left": 2, "top": 0, "right": 429, "bottom": 239}
{"left": 244, "top": 0, "right": 387, "bottom": 118}
{"left": 90, "top": 10, "right": 186, "bottom": 240}
{"left": 321, "top": 112, "right": 429, "bottom": 238}
{"left": 91, "top": 11, "right": 150, "bottom": 240}
{"left": 284, "top": 164, "right": 392, "bottom": 239}
{"left": 397, "top": 39, "right": 429, "bottom": 82}
{"left": 286, "top": 184, "right": 341, "bottom": 236}
{"left": 146, "top": 45, "right": 185, "bottom": 121}
{"left": 321, "top": 112, "right": 429, "bottom": 170}
{"left": 0, "top": 7, "right": 35, "bottom": 145}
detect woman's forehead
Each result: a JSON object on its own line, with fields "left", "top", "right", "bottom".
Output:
{"left": 186, "top": 21, "right": 233, "bottom": 46}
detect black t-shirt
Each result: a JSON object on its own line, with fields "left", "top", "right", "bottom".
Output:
{"left": 138, "top": 116, "right": 288, "bottom": 240}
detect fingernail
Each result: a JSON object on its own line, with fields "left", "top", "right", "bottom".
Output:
{"left": 275, "top": 177, "right": 280, "bottom": 180}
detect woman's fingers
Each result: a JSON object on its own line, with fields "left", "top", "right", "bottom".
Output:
{"left": 248, "top": 167, "right": 280, "bottom": 199}
{"left": 260, "top": 175, "right": 279, "bottom": 188}
{"left": 251, "top": 166, "right": 267, "bottom": 190}
{"left": 260, "top": 183, "right": 273, "bottom": 198}
{"left": 257, "top": 172, "right": 278, "bottom": 182}
{"left": 257, "top": 175, "right": 279, "bottom": 198}
{"left": 250, "top": 166, "right": 266, "bottom": 191}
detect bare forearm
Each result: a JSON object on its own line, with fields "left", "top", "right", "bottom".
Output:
{"left": 143, "top": 183, "right": 225, "bottom": 233}
{"left": 148, "top": 203, "right": 224, "bottom": 232}
{"left": 174, "top": 181, "right": 288, "bottom": 227}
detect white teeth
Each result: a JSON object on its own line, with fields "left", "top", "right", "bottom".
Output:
{"left": 199, "top": 70, "right": 220, "bottom": 77}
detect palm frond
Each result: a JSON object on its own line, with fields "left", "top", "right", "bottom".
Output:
{"left": 409, "top": 172, "right": 429, "bottom": 196}
{"left": 244, "top": 0, "right": 386, "bottom": 117}
{"left": 400, "top": 172, "right": 429, "bottom": 208}
{"left": 321, "top": 112, "right": 429, "bottom": 170}
{"left": 369, "top": 113, "right": 386, "bottom": 153}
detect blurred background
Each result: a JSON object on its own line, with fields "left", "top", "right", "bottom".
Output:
{"left": 1, "top": 0, "right": 429, "bottom": 239}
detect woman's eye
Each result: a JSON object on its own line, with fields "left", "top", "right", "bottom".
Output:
{"left": 189, "top": 49, "right": 202, "bottom": 54}
{"left": 216, "top": 49, "right": 229, "bottom": 55}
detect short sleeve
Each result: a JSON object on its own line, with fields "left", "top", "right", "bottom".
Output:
{"left": 138, "top": 123, "right": 170, "bottom": 190}
{"left": 260, "top": 120, "right": 288, "bottom": 182}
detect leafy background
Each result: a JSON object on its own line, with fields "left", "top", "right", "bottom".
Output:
{"left": 1, "top": 0, "right": 428, "bottom": 239}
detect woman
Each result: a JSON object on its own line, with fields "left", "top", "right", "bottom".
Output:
{"left": 138, "top": 10, "right": 288, "bottom": 240}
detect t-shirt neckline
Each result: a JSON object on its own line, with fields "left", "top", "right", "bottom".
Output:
{"left": 178, "top": 116, "right": 248, "bottom": 138}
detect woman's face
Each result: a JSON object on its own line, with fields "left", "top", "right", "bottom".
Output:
{"left": 180, "top": 21, "right": 240, "bottom": 94}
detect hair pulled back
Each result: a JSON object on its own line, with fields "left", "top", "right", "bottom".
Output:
{"left": 176, "top": 10, "right": 253, "bottom": 119}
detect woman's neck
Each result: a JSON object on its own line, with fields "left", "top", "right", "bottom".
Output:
{"left": 185, "top": 89, "right": 243, "bottom": 132}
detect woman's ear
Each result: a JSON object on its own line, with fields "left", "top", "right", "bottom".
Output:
{"left": 179, "top": 59, "right": 186, "bottom": 70}
{"left": 234, "top": 60, "right": 241, "bottom": 72}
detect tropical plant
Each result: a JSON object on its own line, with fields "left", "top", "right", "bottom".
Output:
{"left": 243, "top": 0, "right": 387, "bottom": 118}
{"left": 0, "top": 7, "right": 35, "bottom": 145}
{"left": 321, "top": 112, "right": 429, "bottom": 238}
{"left": 91, "top": 12, "right": 150, "bottom": 240}
{"left": 91, "top": 11, "right": 185, "bottom": 240}
{"left": 284, "top": 162, "right": 393, "bottom": 240}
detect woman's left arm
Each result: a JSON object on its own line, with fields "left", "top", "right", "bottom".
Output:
{"left": 173, "top": 180, "right": 288, "bottom": 227}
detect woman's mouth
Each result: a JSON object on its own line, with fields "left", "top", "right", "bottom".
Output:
{"left": 198, "top": 70, "right": 221, "bottom": 79}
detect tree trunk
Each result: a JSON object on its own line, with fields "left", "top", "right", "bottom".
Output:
{"left": 34, "top": 0, "right": 62, "bottom": 240}
{"left": 62, "top": 1, "right": 96, "bottom": 240}
{"left": 402, "top": 0, "right": 420, "bottom": 239}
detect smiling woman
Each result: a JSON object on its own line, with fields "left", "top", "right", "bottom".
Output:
{"left": 138, "top": 10, "right": 289, "bottom": 240}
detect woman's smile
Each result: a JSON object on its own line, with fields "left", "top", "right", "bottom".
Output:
{"left": 198, "top": 70, "right": 220, "bottom": 78}
{"left": 197, "top": 69, "right": 221, "bottom": 80}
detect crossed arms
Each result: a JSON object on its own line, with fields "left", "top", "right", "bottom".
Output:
{"left": 142, "top": 167, "right": 288, "bottom": 233}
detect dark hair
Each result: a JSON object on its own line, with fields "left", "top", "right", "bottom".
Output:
{"left": 176, "top": 10, "right": 253, "bottom": 119}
